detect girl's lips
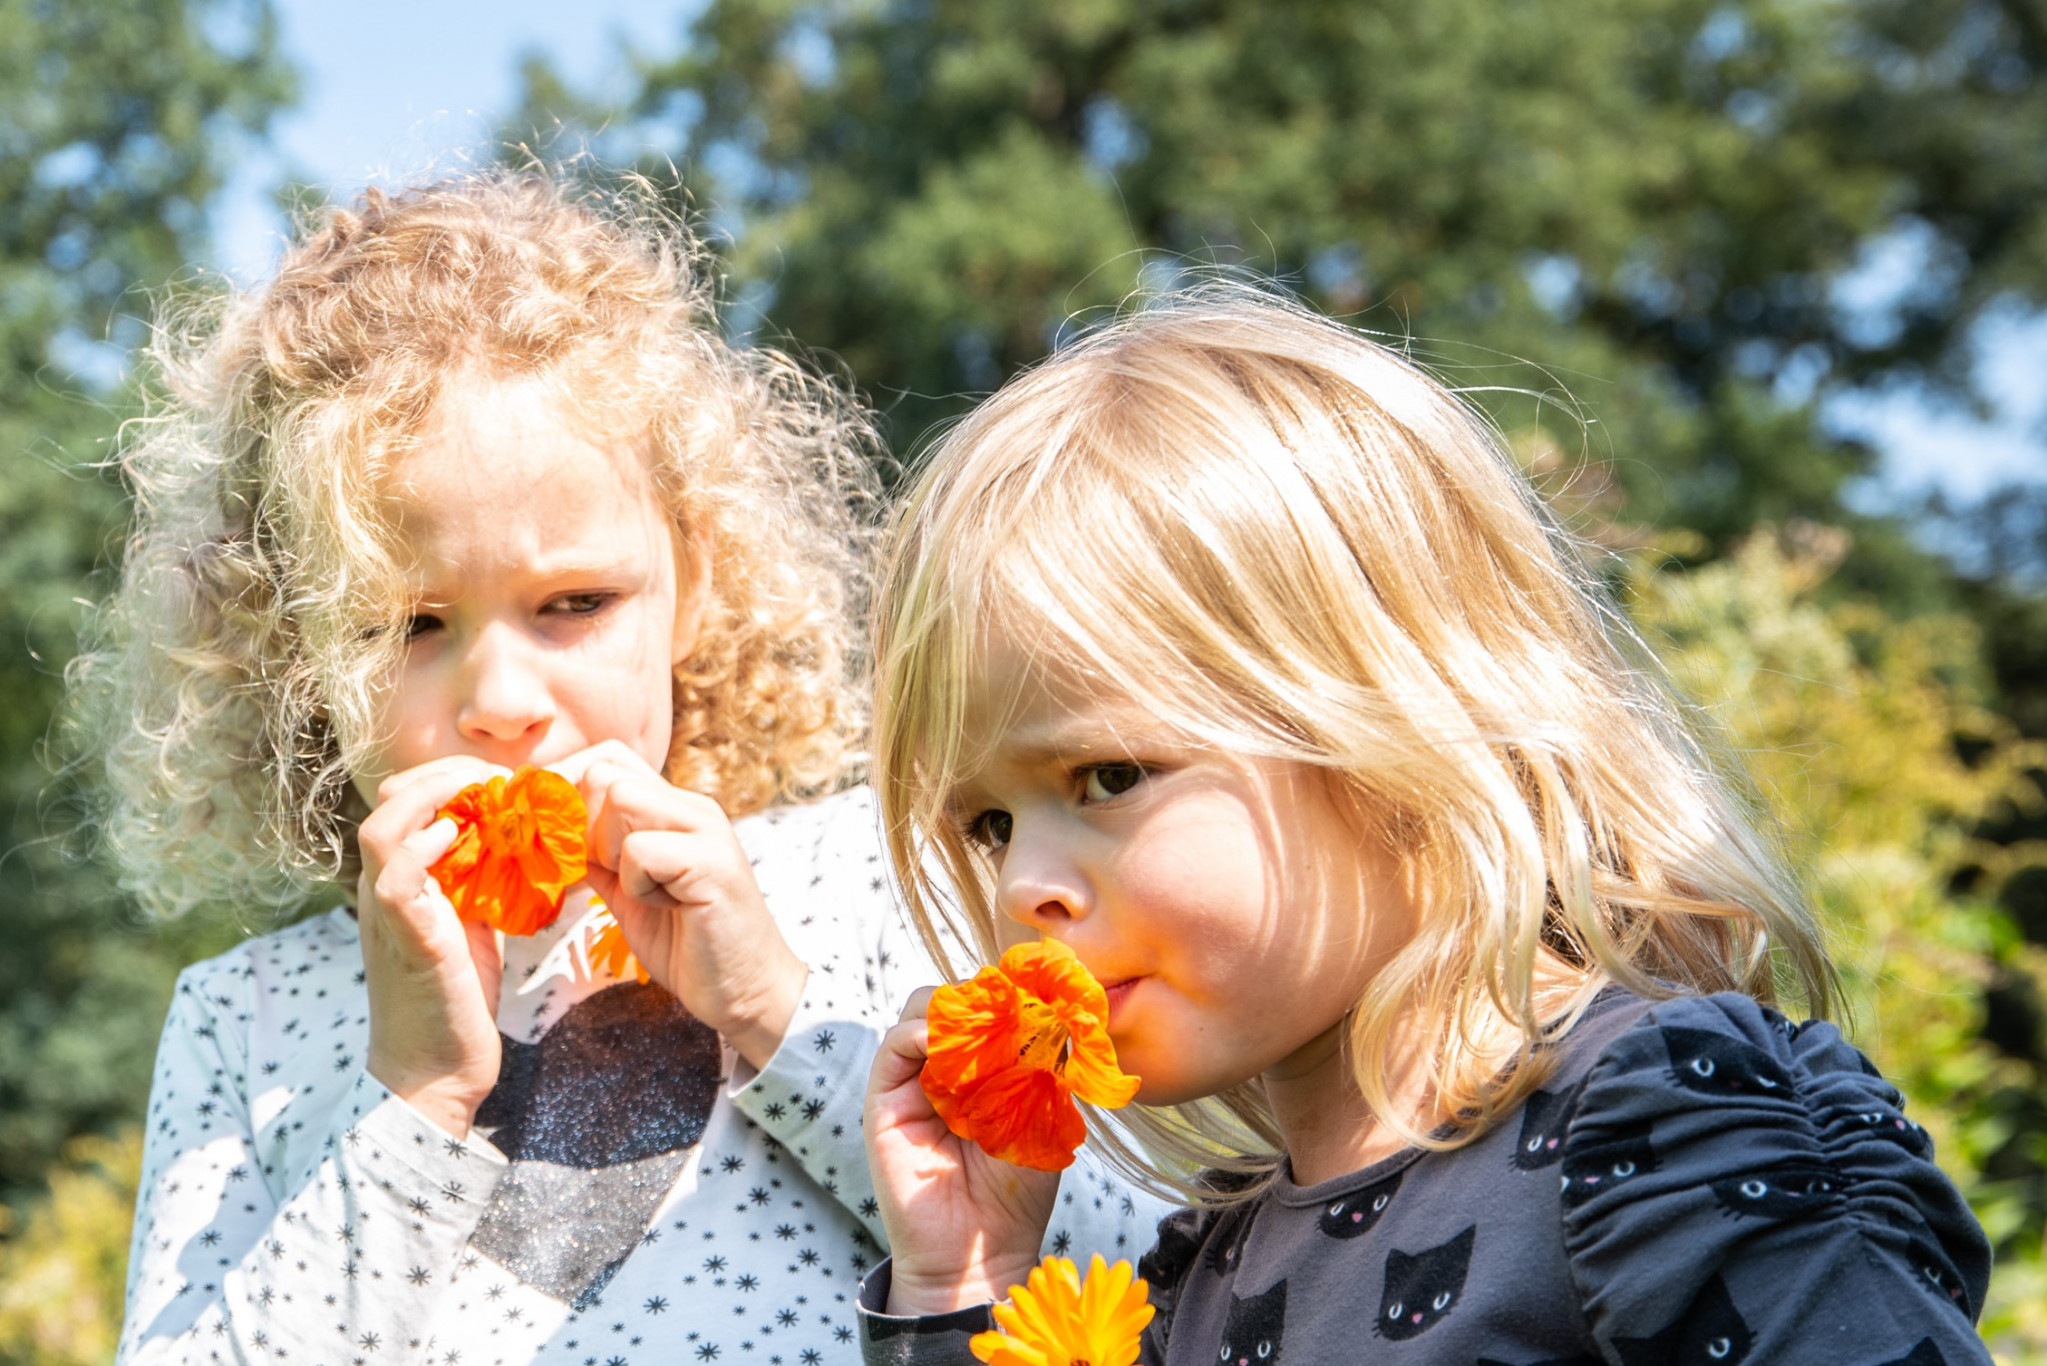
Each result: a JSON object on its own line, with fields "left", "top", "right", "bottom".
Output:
{"left": 1101, "top": 975, "right": 1143, "bottom": 1026}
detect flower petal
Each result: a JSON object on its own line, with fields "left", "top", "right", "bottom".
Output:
{"left": 921, "top": 939, "right": 1141, "bottom": 1169}
{"left": 1063, "top": 1022, "right": 1141, "bottom": 1110}
{"left": 428, "top": 767, "right": 588, "bottom": 936}
{"left": 951, "top": 1065, "right": 1087, "bottom": 1171}
{"left": 974, "top": 1256, "right": 1151, "bottom": 1366}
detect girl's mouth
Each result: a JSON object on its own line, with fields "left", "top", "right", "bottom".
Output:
{"left": 1101, "top": 976, "right": 1142, "bottom": 1026}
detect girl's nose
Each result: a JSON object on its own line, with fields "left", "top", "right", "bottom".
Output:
{"left": 456, "top": 623, "right": 554, "bottom": 747}
{"left": 993, "top": 825, "right": 1090, "bottom": 931}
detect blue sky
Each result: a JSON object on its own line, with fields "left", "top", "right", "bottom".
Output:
{"left": 212, "top": 0, "right": 2043, "bottom": 509}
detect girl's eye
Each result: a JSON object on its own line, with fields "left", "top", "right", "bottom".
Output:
{"left": 967, "top": 809, "right": 1014, "bottom": 851}
{"left": 404, "top": 612, "right": 442, "bottom": 641}
{"left": 1082, "top": 764, "right": 1146, "bottom": 802}
{"left": 549, "top": 592, "right": 613, "bottom": 616}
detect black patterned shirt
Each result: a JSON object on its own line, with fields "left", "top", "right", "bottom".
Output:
{"left": 859, "top": 990, "right": 1994, "bottom": 1366}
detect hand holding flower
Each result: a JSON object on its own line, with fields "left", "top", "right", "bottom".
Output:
{"left": 357, "top": 755, "right": 516, "bottom": 1140}
{"left": 864, "top": 943, "right": 1143, "bottom": 1315}
{"left": 865, "top": 988, "right": 1064, "bottom": 1315}
{"left": 555, "top": 741, "right": 808, "bottom": 1071}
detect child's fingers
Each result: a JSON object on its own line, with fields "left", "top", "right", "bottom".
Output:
{"left": 363, "top": 817, "right": 464, "bottom": 949}
{"left": 871, "top": 1014, "right": 934, "bottom": 1095}
{"left": 461, "top": 916, "right": 504, "bottom": 1015}
{"left": 370, "top": 755, "right": 510, "bottom": 814}
{"left": 896, "top": 986, "right": 936, "bottom": 1024}
{"left": 612, "top": 828, "right": 698, "bottom": 907}
{"left": 545, "top": 738, "right": 654, "bottom": 792}
{"left": 357, "top": 759, "right": 505, "bottom": 874}
{"left": 584, "top": 773, "right": 728, "bottom": 876}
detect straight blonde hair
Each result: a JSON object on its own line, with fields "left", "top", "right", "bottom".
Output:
{"left": 874, "top": 287, "right": 1833, "bottom": 1202}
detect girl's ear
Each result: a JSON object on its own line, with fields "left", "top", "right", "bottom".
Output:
{"left": 673, "top": 533, "right": 714, "bottom": 667}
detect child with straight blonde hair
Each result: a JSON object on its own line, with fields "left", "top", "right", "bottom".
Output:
{"left": 856, "top": 289, "right": 1994, "bottom": 1364}
{"left": 80, "top": 172, "right": 1159, "bottom": 1366}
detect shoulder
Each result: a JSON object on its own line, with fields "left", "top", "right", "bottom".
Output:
{"left": 1559, "top": 991, "right": 1993, "bottom": 1349}
{"left": 736, "top": 785, "right": 900, "bottom": 937}
{"left": 170, "top": 907, "right": 362, "bottom": 1018}
{"left": 1568, "top": 991, "right": 1915, "bottom": 1154}
{"left": 735, "top": 784, "right": 884, "bottom": 869}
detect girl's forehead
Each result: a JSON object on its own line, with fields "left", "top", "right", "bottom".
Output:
{"left": 953, "top": 628, "right": 1165, "bottom": 756}
{"left": 375, "top": 376, "right": 679, "bottom": 586}
{"left": 385, "top": 375, "right": 659, "bottom": 515}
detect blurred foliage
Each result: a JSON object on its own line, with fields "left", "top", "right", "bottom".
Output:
{"left": 0, "top": 1129, "right": 140, "bottom": 1366}
{"left": 1632, "top": 526, "right": 2047, "bottom": 1356}
{"left": 520, "top": 0, "right": 2043, "bottom": 569}
{"left": 0, "top": 0, "right": 289, "bottom": 1200}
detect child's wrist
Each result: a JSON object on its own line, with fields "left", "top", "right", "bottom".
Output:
{"left": 720, "top": 954, "right": 809, "bottom": 1073}
{"left": 885, "top": 1254, "right": 1041, "bottom": 1316}
{"left": 369, "top": 1061, "right": 488, "bottom": 1141}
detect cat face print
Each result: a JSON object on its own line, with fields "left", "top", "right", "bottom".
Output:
{"left": 1612, "top": 1274, "right": 1753, "bottom": 1366}
{"left": 1855, "top": 1107, "right": 1934, "bottom": 1158}
{"left": 1907, "top": 1236, "right": 1971, "bottom": 1316}
{"left": 1375, "top": 1224, "right": 1474, "bottom": 1341}
{"left": 1217, "top": 1278, "right": 1286, "bottom": 1366}
{"left": 1206, "top": 1202, "right": 1257, "bottom": 1276}
{"left": 1709, "top": 1164, "right": 1842, "bottom": 1220}
{"left": 1512, "top": 1078, "right": 1587, "bottom": 1171}
{"left": 1660, "top": 1025, "right": 1793, "bottom": 1099}
{"left": 1559, "top": 1121, "right": 1659, "bottom": 1209}
{"left": 1317, "top": 1170, "right": 1403, "bottom": 1239}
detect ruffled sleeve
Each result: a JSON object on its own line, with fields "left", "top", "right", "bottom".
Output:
{"left": 1560, "top": 992, "right": 1993, "bottom": 1365}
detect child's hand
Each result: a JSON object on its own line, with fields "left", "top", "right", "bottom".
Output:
{"left": 357, "top": 756, "right": 512, "bottom": 1141}
{"left": 865, "top": 989, "right": 1060, "bottom": 1314}
{"left": 555, "top": 741, "right": 808, "bottom": 1071}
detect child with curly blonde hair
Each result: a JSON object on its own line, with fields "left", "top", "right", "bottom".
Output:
{"left": 82, "top": 173, "right": 1160, "bottom": 1366}
{"left": 856, "top": 290, "right": 1994, "bottom": 1364}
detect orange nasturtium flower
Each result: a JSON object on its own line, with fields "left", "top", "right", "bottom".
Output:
{"left": 588, "top": 903, "right": 651, "bottom": 984}
{"left": 921, "top": 940, "right": 1140, "bottom": 1172}
{"left": 970, "top": 1255, "right": 1153, "bottom": 1366}
{"left": 428, "top": 767, "right": 588, "bottom": 936}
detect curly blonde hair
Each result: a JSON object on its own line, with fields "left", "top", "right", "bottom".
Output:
{"left": 75, "top": 172, "right": 880, "bottom": 919}
{"left": 875, "top": 287, "right": 1834, "bottom": 1202}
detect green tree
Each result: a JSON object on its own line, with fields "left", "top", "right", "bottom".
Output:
{"left": 0, "top": 0, "right": 292, "bottom": 1200}
{"left": 524, "top": 0, "right": 2042, "bottom": 549}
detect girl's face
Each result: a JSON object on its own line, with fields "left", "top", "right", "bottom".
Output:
{"left": 353, "top": 375, "right": 703, "bottom": 798}
{"left": 946, "top": 635, "right": 1419, "bottom": 1106}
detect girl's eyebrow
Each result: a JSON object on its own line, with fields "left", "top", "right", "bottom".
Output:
{"left": 521, "top": 550, "right": 647, "bottom": 579}
{"left": 410, "top": 551, "right": 645, "bottom": 591}
{"left": 995, "top": 717, "right": 1138, "bottom": 767}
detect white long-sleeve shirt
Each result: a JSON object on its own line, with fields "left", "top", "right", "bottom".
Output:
{"left": 119, "top": 786, "right": 1169, "bottom": 1366}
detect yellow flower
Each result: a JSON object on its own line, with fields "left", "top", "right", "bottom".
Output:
{"left": 970, "top": 1255, "right": 1153, "bottom": 1366}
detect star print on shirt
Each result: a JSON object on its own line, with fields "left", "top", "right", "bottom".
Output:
{"left": 118, "top": 788, "right": 1170, "bottom": 1366}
